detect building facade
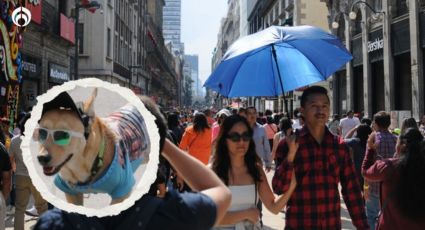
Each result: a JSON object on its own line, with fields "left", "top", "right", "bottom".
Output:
{"left": 184, "top": 54, "right": 202, "bottom": 100}
{"left": 76, "top": 0, "right": 149, "bottom": 95}
{"left": 20, "top": 0, "right": 75, "bottom": 112}
{"left": 163, "top": 0, "right": 183, "bottom": 55}
{"left": 210, "top": 0, "right": 242, "bottom": 109}
{"left": 146, "top": 0, "right": 178, "bottom": 107}
{"left": 327, "top": 0, "right": 425, "bottom": 120}
{"left": 74, "top": 0, "right": 178, "bottom": 107}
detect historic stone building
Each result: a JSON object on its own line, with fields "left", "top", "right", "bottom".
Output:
{"left": 327, "top": 0, "right": 425, "bottom": 120}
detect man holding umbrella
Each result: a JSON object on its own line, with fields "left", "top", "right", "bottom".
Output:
{"left": 272, "top": 86, "right": 369, "bottom": 229}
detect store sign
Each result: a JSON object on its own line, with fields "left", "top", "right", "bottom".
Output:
{"left": 368, "top": 38, "right": 383, "bottom": 53}
{"left": 26, "top": 0, "right": 42, "bottom": 24}
{"left": 22, "top": 80, "right": 38, "bottom": 110}
{"left": 21, "top": 54, "right": 41, "bottom": 78}
{"left": 49, "top": 63, "right": 69, "bottom": 82}
{"left": 60, "top": 14, "right": 75, "bottom": 44}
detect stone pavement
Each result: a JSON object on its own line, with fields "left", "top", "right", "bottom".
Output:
{"left": 5, "top": 169, "right": 357, "bottom": 230}
{"left": 5, "top": 210, "right": 38, "bottom": 230}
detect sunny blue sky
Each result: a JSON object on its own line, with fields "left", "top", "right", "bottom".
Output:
{"left": 181, "top": 0, "right": 228, "bottom": 85}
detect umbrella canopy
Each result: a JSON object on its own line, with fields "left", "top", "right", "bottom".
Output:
{"left": 204, "top": 25, "right": 352, "bottom": 97}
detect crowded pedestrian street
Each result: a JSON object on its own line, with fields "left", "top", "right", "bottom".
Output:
{"left": 4, "top": 169, "right": 357, "bottom": 230}
{"left": 2, "top": 0, "right": 425, "bottom": 230}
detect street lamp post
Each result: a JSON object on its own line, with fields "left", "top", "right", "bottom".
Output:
{"left": 73, "top": 0, "right": 101, "bottom": 80}
{"left": 349, "top": 1, "right": 384, "bottom": 20}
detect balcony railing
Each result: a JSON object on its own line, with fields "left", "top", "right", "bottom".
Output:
{"left": 146, "top": 14, "right": 177, "bottom": 82}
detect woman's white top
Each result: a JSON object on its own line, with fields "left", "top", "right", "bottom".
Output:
{"left": 214, "top": 184, "right": 258, "bottom": 230}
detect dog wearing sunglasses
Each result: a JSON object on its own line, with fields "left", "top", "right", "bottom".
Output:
{"left": 35, "top": 89, "right": 164, "bottom": 206}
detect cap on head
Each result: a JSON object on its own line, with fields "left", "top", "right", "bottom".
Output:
{"left": 40, "top": 91, "right": 90, "bottom": 139}
{"left": 217, "top": 109, "right": 231, "bottom": 118}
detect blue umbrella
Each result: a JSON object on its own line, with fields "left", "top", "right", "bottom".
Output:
{"left": 204, "top": 25, "right": 352, "bottom": 97}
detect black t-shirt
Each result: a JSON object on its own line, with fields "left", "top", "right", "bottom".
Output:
{"left": 0, "top": 142, "right": 11, "bottom": 186}
{"left": 34, "top": 190, "right": 217, "bottom": 230}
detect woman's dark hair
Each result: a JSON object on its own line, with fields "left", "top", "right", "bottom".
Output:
{"left": 167, "top": 112, "right": 180, "bottom": 129}
{"left": 266, "top": 116, "right": 274, "bottom": 124}
{"left": 237, "top": 107, "right": 246, "bottom": 114}
{"left": 355, "top": 124, "right": 372, "bottom": 149}
{"left": 361, "top": 117, "right": 372, "bottom": 127}
{"left": 18, "top": 113, "right": 31, "bottom": 135}
{"left": 193, "top": 112, "right": 209, "bottom": 133}
{"left": 400, "top": 117, "right": 418, "bottom": 135}
{"left": 279, "top": 117, "right": 292, "bottom": 134}
{"left": 139, "top": 96, "right": 167, "bottom": 153}
{"left": 394, "top": 128, "right": 425, "bottom": 220}
{"left": 212, "top": 115, "right": 261, "bottom": 185}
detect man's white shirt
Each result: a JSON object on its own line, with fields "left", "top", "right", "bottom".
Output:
{"left": 339, "top": 117, "right": 360, "bottom": 137}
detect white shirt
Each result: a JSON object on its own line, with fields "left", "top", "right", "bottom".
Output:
{"left": 292, "top": 118, "right": 302, "bottom": 130}
{"left": 339, "top": 117, "right": 360, "bottom": 137}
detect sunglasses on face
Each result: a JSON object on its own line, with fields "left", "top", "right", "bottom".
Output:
{"left": 33, "top": 127, "right": 85, "bottom": 146}
{"left": 226, "top": 132, "right": 251, "bottom": 142}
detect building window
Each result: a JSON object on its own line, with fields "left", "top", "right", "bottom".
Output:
{"left": 395, "top": 0, "right": 408, "bottom": 17}
{"left": 78, "top": 23, "right": 84, "bottom": 54}
{"left": 107, "top": 28, "right": 111, "bottom": 57}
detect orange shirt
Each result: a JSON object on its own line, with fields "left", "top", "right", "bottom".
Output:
{"left": 179, "top": 126, "right": 212, "bottom": 165}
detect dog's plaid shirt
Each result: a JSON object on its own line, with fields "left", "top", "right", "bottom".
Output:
{"left": 103, "top": 104, "right": 151, "bottom": 168}
{"left": 54, "top": 104, "right": 151, "bottom": 199}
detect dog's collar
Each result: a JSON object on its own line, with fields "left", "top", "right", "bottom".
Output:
{"left": 89, "top": 135, "right": 106, "bottom": 180}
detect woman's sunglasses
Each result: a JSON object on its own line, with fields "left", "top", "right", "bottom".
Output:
{"left": 33, "top": 126, "right": 85, "bottom": 146}
{"left": 226, "top": 132, "right": 251, "bottom": 142}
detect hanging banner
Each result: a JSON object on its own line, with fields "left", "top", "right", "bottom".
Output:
{"left": 0, "top": 0, "right": 29, "bottom": 83}
{"left": 6, "top": 84, "right": 19, "bottom": 133}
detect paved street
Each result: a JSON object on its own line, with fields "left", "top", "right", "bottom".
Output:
{"left": 5, "top": 169, "right": 356, "bottom": 230}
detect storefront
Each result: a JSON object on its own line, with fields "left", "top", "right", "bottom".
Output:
{"left": 48, "top": 62, "right": 70, "bottom": 88}
{"left": 352, "top": 35, "right": 364, "bottom": 113}
{"left": 368, "top": 29, "right": 385, "bottom": 114}
{"left": 20, "top": 53, "right": 42, "bottom": 112}
{"left": 392, "top": 18, "right": 411, "bottom": 111}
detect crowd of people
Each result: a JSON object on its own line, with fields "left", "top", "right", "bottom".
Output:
{"left": 2, "top": 86, "right": 425, "bottom": 229}
{"left": 0, "top": 112, "right": 49, "bottom": 230}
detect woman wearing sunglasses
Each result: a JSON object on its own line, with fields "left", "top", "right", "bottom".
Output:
{"left": 211, "top": 115, "right": 296, "bottom": 229}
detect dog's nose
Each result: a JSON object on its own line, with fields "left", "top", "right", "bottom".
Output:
{"left": 37, "top": 155, "right": 51, "bottom": 166}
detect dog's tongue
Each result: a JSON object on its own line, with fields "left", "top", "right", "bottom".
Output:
{"left": 43, "top": 166, "right": 56, "bottom": 175}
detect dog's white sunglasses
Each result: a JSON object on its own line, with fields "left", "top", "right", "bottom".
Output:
{"left": 33, "top": 126, "right": 85, "bottom": 146}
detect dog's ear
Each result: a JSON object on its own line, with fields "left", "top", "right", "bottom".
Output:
{"left": 83, "top": 88, "right": 98, "bottom": 117}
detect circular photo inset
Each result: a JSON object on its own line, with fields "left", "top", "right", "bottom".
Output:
{"left": 21, "top": 78, "right": 160, "bottom": 217}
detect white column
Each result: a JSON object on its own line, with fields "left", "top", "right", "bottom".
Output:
{"left": 361, "top": 6, "right": 372, "bottom": 118}
{"left": 383, "top": 0, "right": 394, "bottom": 111}
{"left": 345, "top": 14, "right": 354, "bottom": 111}
{"left": 410, "top": 0, "right": 424, "bottom": 120}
